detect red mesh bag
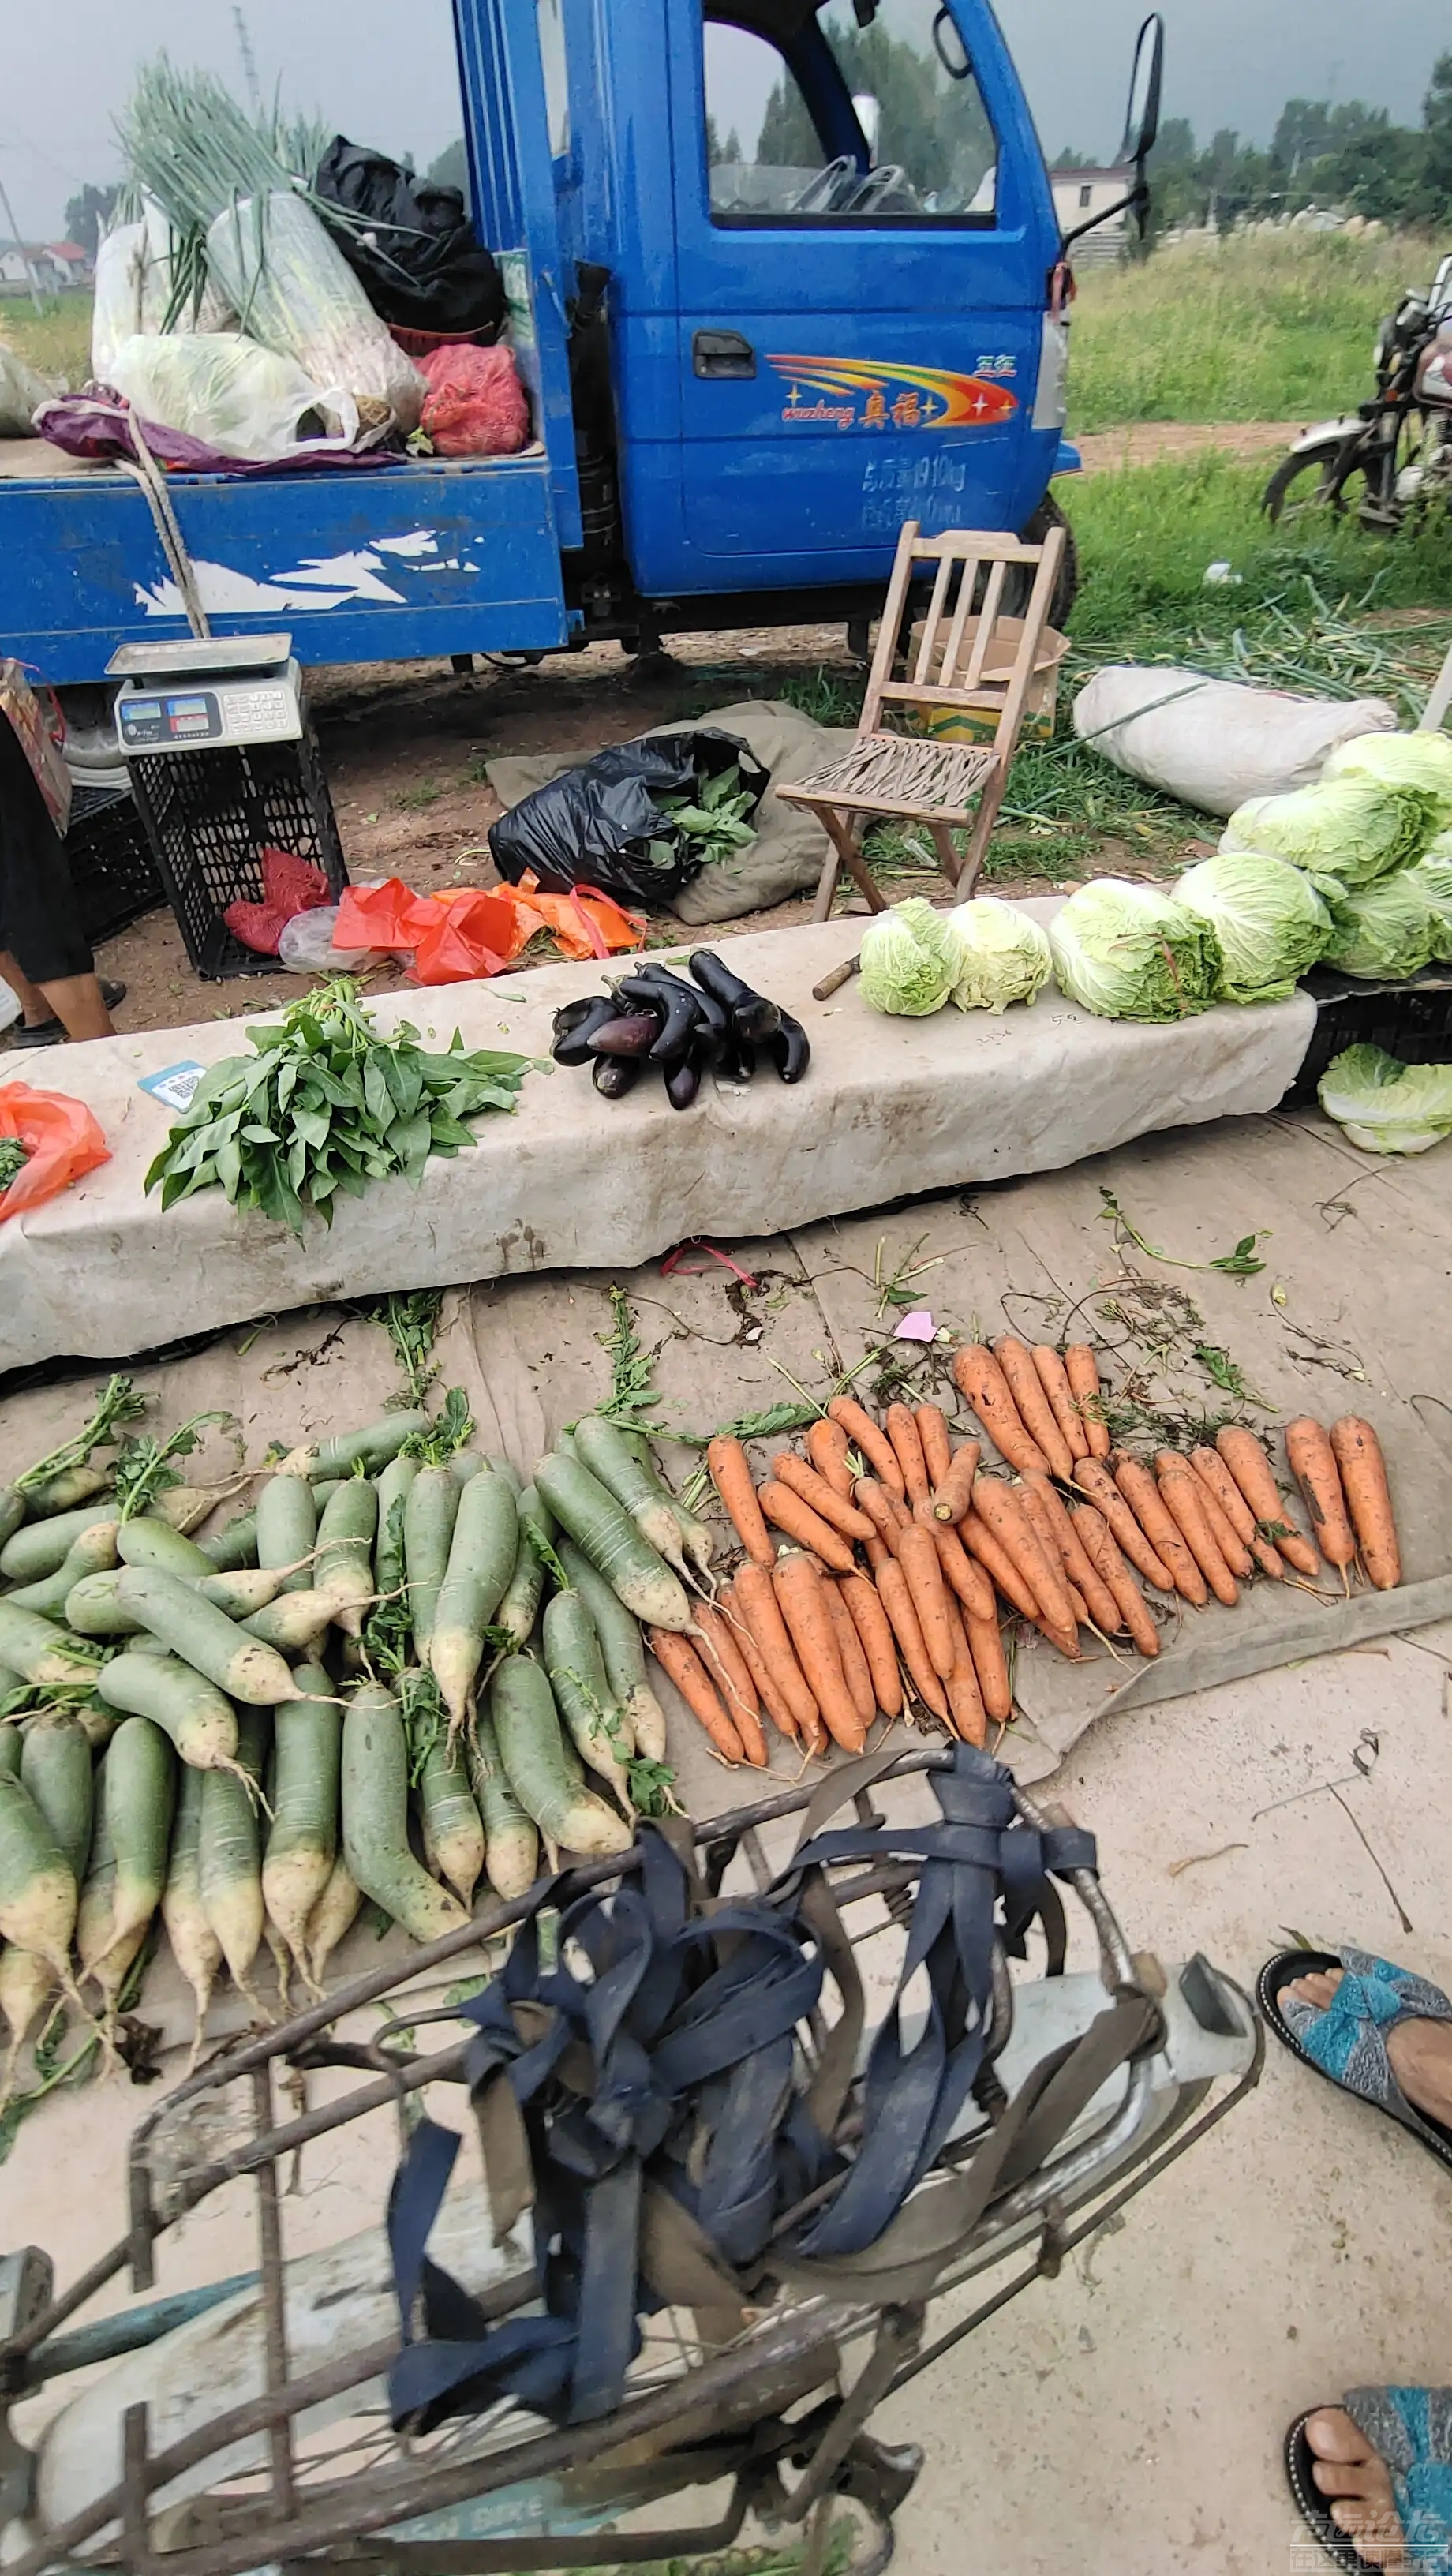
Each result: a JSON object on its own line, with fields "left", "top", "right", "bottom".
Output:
{"left": 418, "top": 344, "right": 530, "bottom": 457}
{"left": 223, "top": 846, "right": 332, "bottom": 956}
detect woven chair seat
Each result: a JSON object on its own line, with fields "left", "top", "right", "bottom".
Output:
{"left": 781, "top": 729, "right": 994, "bottom": 818}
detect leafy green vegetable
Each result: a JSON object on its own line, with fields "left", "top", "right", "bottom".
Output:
{"left": 114, "top": 1410, "right": 231, "bottom": 1521}
{"left": 653, "top": 762, "right": 759, "bottom": 870}
{"left": 402, "top": 1387, "right": 473, "bottom": 1464}
{"left": 1318, "top": 1043, "right": 1452, "bottom": 1155}
{"left": 1047, "top": 880, "right": 1221, "bottom": 1022}
{"left": 14, "top": 1376, "right": 148, "bottom": 1495}
{"left": 1404, "top": 848, "right": 1452, "bottom": 964}
{"left": 597, "top": 1287, "right": 661, "bottom": 1432}
{"left": 1098, "top": 1189, "right": 1269, "bottom": 1276}
{"left": 372, "top": 1290, "right": 443, "bottom": 1408}
{"left": 1324, "top": 728, "right": 1452, "bottom": 835}
{"left": 144, "top": 979, "right": 543, "bottom": 1237}
{"left": 1222, "top": 774, "right": 1431, "bottom": 893}
{"left": 859, "top": 897, "right": 964, "bottom": 1017}
{"left": 945, "top": 896, "right": 1052, "bottom": 1013}
{"left": 0, "top": 1138, "right": 29, "bottom": 1194}
{"left": 1322, "top": 873, "right": 1436, "bottom": 979}
{"left": 1175, "top": 850, "right": 1333, "bottom": 1003}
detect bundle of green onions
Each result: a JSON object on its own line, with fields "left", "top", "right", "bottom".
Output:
{"left": 115, "top": 60, "right": 329, "bottom": 328}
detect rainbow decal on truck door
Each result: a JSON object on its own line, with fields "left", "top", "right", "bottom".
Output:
{"left": 765, "top": 354, "right": 1018, "bottom": 431}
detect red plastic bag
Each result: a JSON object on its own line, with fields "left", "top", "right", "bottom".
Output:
{"left": 333, "top": 878, "right": 440, "bottom": 954}
{"left": 223, "top": 847, "right": 331, "bottom": 957}
{"left": 514, "top": 874, "right": 646, "bottom": 960}
{"left": 410, "top": 889, "right": 531, "bottom": 985}
{"left": 418, "top": 344, "right": 530, "bottom": 458}
{"left": 0, "top": 1083, "right": 110, "bottom": 1220}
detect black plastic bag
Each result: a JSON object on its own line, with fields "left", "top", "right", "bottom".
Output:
{"left": 488, "top": 730, "right": 770, "bottom": 908}
{"left": 315, "top": 137, "right": 506, "bottom": 339}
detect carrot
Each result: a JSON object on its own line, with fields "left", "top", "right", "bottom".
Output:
{"left": 773, "top": 1556, "right": 866, "bottom": 1751}
{"left": 964, "top": 1608, "right": 1012, "bottom": 1722}
{"left": 1020, "top": 1473, "right": 1123, "bottom": 1635}
{"left": 827, "top": 1398, "right": 904, "bottom": 1495}
{"left": 944, "top": 1612, "right": 987, "bottom": 1747}
{"left": 993, "top": 1338, "right": 1075, "bottom": 1483}
{"left": 973, "top": 1479, "right": 1076, "bottom": 1635}
{"left": 874, "top": 1559, "right": 949, "bottom": 1719}
{"left": 773, "top": 1452, "right": 875, "bottom": 1541}
{"left": 864, "top": 1530, "right": 891, "bottom": 1574}
{"left": 1065, "top": 1346, "right": 1111, "bottom": 1458}
{"left": 1158, "top": 1451, "right": 1252, "bottom": 1581}
{"left": 823, "top": 1582, "right": 876, "bottom": 1728}
{"left": 733, "top": 1563, "right": 821, "bottom": 1740}
{"left": 1034, "top": 1608, "right": 1083, "bottom": 1661}
{"left": 885, "top": 1404, "right": 930, "bottom": 1506}
{"left": 1214, "top": 1427, "right": 1320, "bottom": 1578}
{"left": 1329, "top": 1418, "right": 1400, "bottom": 1590}
{"left": 915, "top": 1405, "right": 952, "bottom": 1489}
{"left": 649, "top": 1629, "right": 748, "bottom": 1764}
{"left": 1285, "top": 1419, "right": 1356, "bottom": 1571}
{"left": 855, "top": 1479, "right": 904, "bottom": 1550}
{"left": 931, "top": 1441, "right": 980, "bottom": 1524}
{"left": 1188, "top": 1447, "right": 1283, "bottom": 1582}
{"left": 915, "top": 1503, "right": 996, "bottom": 1622}
{"left": 707, "top": 1439, "right": 775, "bottom": 1569}
{"left": 693, "top": 1600, "right": 769, "bottom": 1765}
{"left": 806, "top": 1418, "right": 854, "bottom": 1500}
{"left": 1066, "top": 1582, "right": 1089, "bottom": 1625}
{"left": 1071, "top": 1458, "right": 1173, "bottom": 1590}
{"left": 1155, "top": 1462, "right": 1238, "bottom": 1608}
{"left": 1031, "top": 1346, "right": 1089, "bottom": 1463}
{"left": 1113, "top": 1458, "right": 1207, "bottom": 1607}
{"left": 722, "top": 1580, "right": 799, "bottom": 1741}
{"left": 838, "top": 1571, "right": 904, "bottom": 1718}
{"left": 951, "top": 1346, "right": 1050, "bottom": 1476}
{"left": 896, "top": 1523, "right": 958, "bottom": 1680}
{"left": 757, "top": 1480, "right": 855, "bottom": 1573}
{"left": 1069, "top": 1505, "right": 1159, "bottom": 1657}
{"left": 960, "top": 1512, "right": 1041, "bottom": 1622}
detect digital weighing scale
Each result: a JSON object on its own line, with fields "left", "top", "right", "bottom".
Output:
{"left": 107, "top": 635, "right": 305, "bottom": 756}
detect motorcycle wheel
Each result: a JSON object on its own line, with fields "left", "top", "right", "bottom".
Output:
{"left": 1262, "top": 432, "right": 1389, "bottom": 527}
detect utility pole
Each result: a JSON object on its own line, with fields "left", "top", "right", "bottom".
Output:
{"left": 233, "top": 6, "right": 263, "bottom": 119}
{"left": 0, "top": 165, "right": 43, "bottom": 315}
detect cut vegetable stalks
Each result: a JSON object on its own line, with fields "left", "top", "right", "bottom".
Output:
{"left": 200, "top": 1706, "right": 271, "bottom": 2016}
{"left": 342, "top": 1683, "right": 471, "bottom": 1943}
{"left": 262, "top": 1664, "right": 341, "bottom": 1997}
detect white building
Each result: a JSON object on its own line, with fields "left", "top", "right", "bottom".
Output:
{"left": 1048, "top": 168, "right": 1128, "bottom": 264}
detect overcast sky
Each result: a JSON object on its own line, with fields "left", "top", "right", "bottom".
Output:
{"left": 2, "top": 0, "right": 1449, "bottom": 240}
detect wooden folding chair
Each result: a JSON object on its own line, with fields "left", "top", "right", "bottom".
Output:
{"left": 779, "top": 518, "right": 1066, "bottom": 921}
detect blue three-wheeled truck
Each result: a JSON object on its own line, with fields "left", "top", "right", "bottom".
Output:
{"left": 0, "top": 0, "right": 1161, "bottom": 688}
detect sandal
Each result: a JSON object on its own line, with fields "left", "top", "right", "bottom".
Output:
{"left": 10, "top": 979, "right": 126, "bottom": 1047}
{"left": 1259, "top": 1947, "right": 1452, "bottom": 2174}
{"left": 1286, "top": 2387, "right": 1452, "bottom": 2574}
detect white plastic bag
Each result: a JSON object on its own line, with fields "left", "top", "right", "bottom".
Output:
{"left": 1072, "top": 668, "right": 1399, "bottom": 818}
{"left": 277, "top": 907, "right": 384, "bottom": 975}
{"left": 107, "top": 333, "right": 360, "bottom": 462}
{"left": 0, "top": 343, "right": 56, "bottom": 435}
{"left": 206, "top": 194, "right": 425, "bottom": 429}
{"left": 92, "top": 208, "right": 234, "bottom": 382}
{"left": 0, "top": 976, "right": 21, "bottom": 1036}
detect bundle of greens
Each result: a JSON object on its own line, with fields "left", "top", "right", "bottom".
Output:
{"left": 646, "top": 762, "right": 758, "bottom": 873}
{"left": 145, "top": 979, "right": 541, "bottom": 1236}
{"left": 0, "top": 1139, "right": 30, "bottom": 1196}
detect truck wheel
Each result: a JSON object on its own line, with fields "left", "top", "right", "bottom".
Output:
{"left": 1019, "top": 493, "right": 1079, "bottom": 627}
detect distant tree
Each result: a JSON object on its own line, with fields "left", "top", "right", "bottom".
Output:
{"left": 704, "top": 114, "right": 744, "bottom": 166}
{"left": 757, "top": 21, "right": 993, "bottom": 204}
{"left": 63, "top": 185, "right": 118, "bottom": 256}
{"left": 1420, "top": 51, "right": 1452, "bottom": 216}
{"left": 1052, "top": 144, "right": 1093, "bottom": 170}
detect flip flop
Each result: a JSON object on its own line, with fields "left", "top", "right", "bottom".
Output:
{"left": 1259, "top": 1946, "right": 1452, "bottom": 2175}
{"left": 1286, "top": 2387, "right": 1452, "bottom": 2574}
{"left": 10, "top": 979, "right": 126, "bottom": 1046}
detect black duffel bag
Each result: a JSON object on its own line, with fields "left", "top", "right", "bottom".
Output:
{"left": 315, "top": 136, "right": 506, "bottom": 339}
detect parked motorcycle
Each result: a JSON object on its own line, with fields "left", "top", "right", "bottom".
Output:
{"left": 1263, "top": 253, "right": 1452, "bottom": 528}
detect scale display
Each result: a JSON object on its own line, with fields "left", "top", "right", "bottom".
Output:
{"left": 114, "top": 668, "right": 303, "bottom": 754}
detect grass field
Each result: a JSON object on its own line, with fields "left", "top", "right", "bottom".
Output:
{"left": 1068, "top": 228, "right": 1435, "bottom": 432}
{"left": 1, "top": 294, "right": 92, "bottom": 391}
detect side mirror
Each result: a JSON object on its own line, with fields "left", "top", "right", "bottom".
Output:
{"left": 1117, "top": 12, "right": 1164, "bottom": 168}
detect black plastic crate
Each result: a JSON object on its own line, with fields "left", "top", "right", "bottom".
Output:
{"left": 1280, "top": 961, "right": 1452, "bottom": 1107}
{"left": 124, "top": 724, "right": 347, "bottom": 980}
{"left": 65, "top": 784, "right": 166, "bottom": 948}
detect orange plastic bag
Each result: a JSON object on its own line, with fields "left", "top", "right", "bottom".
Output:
{"left": 333, "top": 878, "right": 440, "bottom": 953}
{"left": 410, "top": 889, "right": 534, "bottom": 985}
{"left": 0, "top": 1083, "right": 110, "bottom": 1220}
{"left": 510, "top": 871, "right": 645, "bottom": 960}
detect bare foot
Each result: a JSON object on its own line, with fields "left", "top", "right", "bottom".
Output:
{"left": 1303, "top": 2407, "right": 1413, "bottom": 2570}
{"left": 1285, "top": 1969, "right": 1452, "bottom": 2127}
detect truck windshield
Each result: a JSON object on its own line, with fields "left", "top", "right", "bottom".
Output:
{"left": 705, "top": 0, "right": 998, "bottom": 225}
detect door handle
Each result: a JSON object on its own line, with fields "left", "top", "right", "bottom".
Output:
{"left": 693, "top": 329, "right": 756, "bottom": 380}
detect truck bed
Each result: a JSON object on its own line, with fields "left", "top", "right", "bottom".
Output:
{"left": 0, "top": 441, "right": 570, "bottom": 683}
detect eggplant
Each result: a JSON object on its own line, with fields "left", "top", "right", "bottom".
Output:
{"left": 593, "top": 1054, "right": 643, "bottom": 1099}
{"left": 688, "top": 949, "right": 781, "bottom": 1043}
{"left": 646, "top": 983, "right": 706, "bottom": 1065}
{"left": 664, "top": 1053, "right": 704, "bottom": 1110}
{"left": 766, "top": 1010, "right": 810, "bottom": 1084}
{"left": 552, "top": 996, "right": 599, "bottom": 1039}
{"left": 552, "top": 994, "right": 620, "bottom": 1065}
{"left": 717, "top": 1032, "right": 756, "bottom": 1083}
{"left": 586, "top": 1013, "right": 663, "bottom": 1058}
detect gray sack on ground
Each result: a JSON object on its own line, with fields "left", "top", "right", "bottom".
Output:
{"left": 486, "top": 698, "right": 854, "bottom": 920}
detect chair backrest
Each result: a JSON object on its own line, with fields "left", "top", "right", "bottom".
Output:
{"left": 858, "top": 519, "right": 1066, "bottom": 754}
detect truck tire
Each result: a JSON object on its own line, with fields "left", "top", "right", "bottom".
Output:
{"left": 1019, "top": 493, "right": 1079, "bottom": 627}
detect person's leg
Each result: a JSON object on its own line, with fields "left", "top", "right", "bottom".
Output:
{"left": 32, "top": 972, "right": 114, "bottom": 1043}
{"left": 0, "top": 721, "right": 117, "bottom": 1045}
{"left": 0, "top": 948, "right": 54, "bottom": 1029}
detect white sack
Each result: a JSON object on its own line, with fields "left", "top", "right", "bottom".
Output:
{"left": 1073, "top": 666, "right": 1399, "bottom": 818}
{"left": 205, "top": 193, "right": 425, "bottom": 429}
{"left": 107, "top": 331, "right": 359, "bottom": 462}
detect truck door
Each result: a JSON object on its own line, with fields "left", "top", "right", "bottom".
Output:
{"left": 646, "top": 0, "right": 1061, "bottom": 600}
